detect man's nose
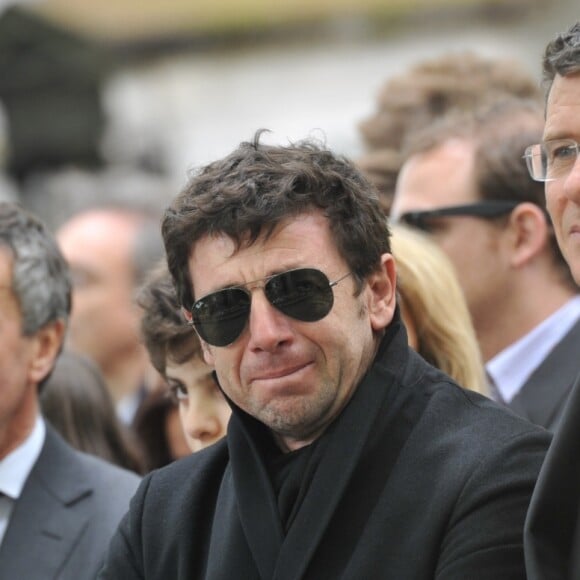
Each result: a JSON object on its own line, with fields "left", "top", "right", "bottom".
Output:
{"left": 246, "top": 290, "right": 294, "bottom": 352}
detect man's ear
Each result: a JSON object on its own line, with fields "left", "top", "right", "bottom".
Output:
{"left": 200, "top": 341, "right": 215, "bottom": 366}
{"left": 182, "top": 307, "right": 215, "bottom": 365}
{"left": 29, "top": 320, "right": 66, "bottom": 385}
{"left": 181, "top": 306, "right": 193, "bottom": 324}
{"left": 367, "top": 253, "right": 397, "bottom": 332}
{"left": 507, "top": 203, "right": 549, "bottom": 268}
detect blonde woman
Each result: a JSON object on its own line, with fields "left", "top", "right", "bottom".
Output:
{"left": 391, "top": 224, "right": 487, "bottom": 395}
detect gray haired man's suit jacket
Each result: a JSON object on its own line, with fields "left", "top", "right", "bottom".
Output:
{"left": 0, "top": 425, "right": 140, "bottom": 580}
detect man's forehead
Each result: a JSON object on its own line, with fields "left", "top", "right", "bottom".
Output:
{"left": 0, "top": 245, "right": 13, "bottom": 282}
{"left": 0, "top": 253, "right": 17, "bottom": 308}
{"left": 544, "top": 73, "right": 580, "bottom": 140}
{"left": 393, "top": 139, "right": 477, "bottom": 214}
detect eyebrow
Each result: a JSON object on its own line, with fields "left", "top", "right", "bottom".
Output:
{"left": 205, "top": 266, "right": 305, "bottom": 294}
{"left": 542, "top": 132, "right": 569, "bottom": 141}
{"left": 542, "top": 123, "right": 575, "bottom": 142}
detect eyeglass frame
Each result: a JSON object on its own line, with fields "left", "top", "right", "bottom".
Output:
{"left": 187, "top": 267, "right": 352, "bottom": 347}
{"left": 523, "top": 138, "right": 580, "bottom": 182}
{"left": 396, "top": 200, "right": 522, "bottom": 232}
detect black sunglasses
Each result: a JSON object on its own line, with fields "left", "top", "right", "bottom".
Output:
{"left": 397, "top": 200, "right": 520, "bottom": 232}
{"left": 190, "top": 268, "right": 351, "bottom": 347}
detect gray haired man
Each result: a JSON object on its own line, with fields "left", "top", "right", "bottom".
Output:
{"left": 0, "top": 202, "right": 139, "bottom": 579}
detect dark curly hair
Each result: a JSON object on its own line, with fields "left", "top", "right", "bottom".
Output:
{"left": 162, "top": 132, "right": 390, "bottom": 309}
{"left": 137, "top": 260, "right": 202, "bottom": 376}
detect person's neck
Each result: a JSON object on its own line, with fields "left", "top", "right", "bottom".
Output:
{"left": 0, "top": 390, "right": 38, "bottom": 460}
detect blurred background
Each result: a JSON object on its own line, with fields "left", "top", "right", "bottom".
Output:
{"left": 0, "top": 0, "right": 577, "bottom": 228}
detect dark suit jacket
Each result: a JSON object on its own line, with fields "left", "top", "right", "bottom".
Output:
{"left": 0, "top": 425, "right": 140, "bottom": 580}
{"left": 100, "top": 321, "right": 550, "bottom": 580}
{"left": 525, "top": 373, "right": 580, "bottom": 579}
{"left": 508, "top": 318, "right": 580, "bottom": 431}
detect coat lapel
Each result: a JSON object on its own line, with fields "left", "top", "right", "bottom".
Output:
{"left": 509, "top": 318, "right": 580, "bottom": 430}
{"left": 0, "top": 428, "right": 93, "bottom": 580}
{"left": 204, "top": 465, "right": 264, "bottom": 579}
{"left": 226, "top": 412, "right": 285, "bottom": 579}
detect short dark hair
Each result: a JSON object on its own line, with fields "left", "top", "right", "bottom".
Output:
{"left": 543, "top": 22, "right": 580, "bottom": 98}
{"left": 162, "top": 132, "right": 390, "bottom": 309}
{"left": 138, "top": 260, "right": 202, "bottom": 376}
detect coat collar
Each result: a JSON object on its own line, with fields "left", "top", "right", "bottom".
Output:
{"left": 220, "top": 313, "right": 416, "bottom": 579}
{"left": 0, "top": 426, "right": 94, "bottom": 579}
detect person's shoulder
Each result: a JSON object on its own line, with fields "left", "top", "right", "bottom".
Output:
{"left": 421, "top": 367, "right": 552, "bottom": 451}
{"left": 132, "top": 438, "right": 230, "bottom": 509}
{"left": 74, "top": 449, "right": 141, "bottom": 489}
{"left": 402, "top": 354, "right": 550, "bottom": 445}
{"left": 149, "top": 437, "right": 229, "bottom": 484}
{"left": 35, "top": 427, "right": 140, "bottom": 534}
{"left": 41, "top": 424, "right": 140, "bottom": 489}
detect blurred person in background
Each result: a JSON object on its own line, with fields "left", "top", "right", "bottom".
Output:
{"left": 0, "top": 202, "right": 139, "bottom": 580}
{"left": 136, "top": 261, "right": 230, "bottom": 467}
{"left": 131, "top": 388, "right": 190, "bottom": 471}
{"left": 391, "top": 97, "right": 580, "bottom": 432}
{"left": 41, "top": 350, "right": 145, "bottom": 474}
{"left": 358, "top": 51, "right": 542, "bottom": 214}
{"left": 56, "top": 205, "right": 165, "bottom": 425}
{"left": 524, "top": 21, "right": 580, "bottom": 580}
{"left": 391, "top": 224, "right": 487, "bottom": 395}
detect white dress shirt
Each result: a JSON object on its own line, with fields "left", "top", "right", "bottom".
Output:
{"left": 0, "top": 415, "right": 45, "bottom": 546}
{"left": 487, "top": 296, "right": 580, "bottom": 404}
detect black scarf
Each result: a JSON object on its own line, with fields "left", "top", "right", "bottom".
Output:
{"left": 209, "top": 312, "right": 422, "bottom": 579}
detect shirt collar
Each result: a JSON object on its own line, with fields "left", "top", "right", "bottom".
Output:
{"left": 487, "top": 296, "right": 580, "bottom": 403}
{"left": 0, "top": 415, "right": 46, "bottom": 499}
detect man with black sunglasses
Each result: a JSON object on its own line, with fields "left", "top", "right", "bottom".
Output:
{"left": 391, "top": 97, "right": 580, "bottom": 432}
{"left": 99, "top": 132, "right": 549, "bottom": 579}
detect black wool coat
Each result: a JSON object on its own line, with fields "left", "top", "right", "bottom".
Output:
{"left": 99, "top": 319, "right": 550, "bottom": 580}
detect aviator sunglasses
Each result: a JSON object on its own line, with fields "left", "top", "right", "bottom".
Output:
{"left": 189, "top": 268, "right": 351, "bottom": 347}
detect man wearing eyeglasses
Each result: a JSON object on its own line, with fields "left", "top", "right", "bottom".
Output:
{"left": 99, "top": 133, "right": 549, "bottom": 579}
{"left": 390, "top": 97, "right": 580, "bottom": 432}
{"left": 524, "top": 21, "right": 580, "bottom": 580}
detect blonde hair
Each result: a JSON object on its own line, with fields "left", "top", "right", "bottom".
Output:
{"left": 391, "top": 224, "right": 487, "bottom": 395}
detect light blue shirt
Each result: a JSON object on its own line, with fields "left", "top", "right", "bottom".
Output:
{"left": 487, "top": 296, "right": 580, "bottom": 403}
{"left": 0, "top": 415, "right": 45, "bottom": 546}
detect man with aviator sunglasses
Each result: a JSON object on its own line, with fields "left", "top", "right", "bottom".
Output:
{"left": 391, "top": 97, "right": 580, "bottom": 432}
{"left": 100, "top": 132, "right": 549, "bottom": 579}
